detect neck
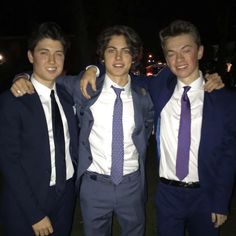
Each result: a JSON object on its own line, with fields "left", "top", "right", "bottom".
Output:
{"left": 107, "top": 73, "right": 129, "bottom": 87}
{"left": 178, "top": 70, "right": 200, "bottom": 85}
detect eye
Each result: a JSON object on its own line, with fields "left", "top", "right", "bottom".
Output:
{"left": 106, "top": 48, "right": 116, "bottom": 54}
{"left": 56, "top": 52, "right": 64, "bottom": 57}
{"left": 166, "top": 52, "right": 175, "bottom": 58}
{"left": 183, "top": 48, "right": 191, "bottom": 54}
{"left": 40, "top": 50, "right": 48, "bottom": 55}
{"left": 123, "top": 48, "right": 131, "bottom": 54}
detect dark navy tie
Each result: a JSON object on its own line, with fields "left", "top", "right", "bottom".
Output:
{"left": 176, "top": 86, "right": 191, "bottom": 180}
{"left": 111, "top": 86, "right": 124, "bottom": 185}
{"left": 50, "top": 90, "right": 66, "bottom": 194}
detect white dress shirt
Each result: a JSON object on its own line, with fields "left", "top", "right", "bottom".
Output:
{"left": 87, "top": 74, "right": 139, "bottom": 175}
{"left": 31, "top": 77, "right": 74, "bottom": 186}
{"left": 159, "top": 72, "right": 205, "bottom": 182}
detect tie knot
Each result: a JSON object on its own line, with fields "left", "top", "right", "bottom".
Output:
{"left": 111, "top": 86, "right": 123, "bottom": 97}
{"left": 183, "top": 86, "right": 191, "bottom": 94}
{"left": 50, "top": 90, "right": 55, "bottom": 99}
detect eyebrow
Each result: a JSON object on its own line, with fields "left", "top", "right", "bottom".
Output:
{"left": 106, "top": 46, "right": 130, "bottom": 50}
{"left": 37, "top": 48, "right": 64, "bottom": 53}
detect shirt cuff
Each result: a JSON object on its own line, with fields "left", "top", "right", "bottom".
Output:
{"left": 85, "top": 65, "right": 100, "bottom": 77}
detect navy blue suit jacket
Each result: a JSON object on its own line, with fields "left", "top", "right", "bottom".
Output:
{"left": 137, "top": 66, "right": 236, "bottom": 214}
{"left": 57, "top": 74, "right": 154, "bottom": 199}
{"left": 0, "top": 84, "right": 78, "bottom": 225}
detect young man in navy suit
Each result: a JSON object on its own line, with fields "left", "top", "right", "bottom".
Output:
{"left": 148, "top": 19, "right": 236, "bottom": 236}
{"left": 0, "top": 22, "right": 78, "bottom": 236}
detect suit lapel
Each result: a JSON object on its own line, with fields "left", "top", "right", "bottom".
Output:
{"left": 198, "top": 92, "right": 215, "bottom": 156}
{"left": 131, "top": 87, "right": 142, "bottom": 133}
{"left": 159, "top": 76, "right": 177, "bottom": 113}
{"left": 56, "top": 86, "right": 77, "bottom": 139}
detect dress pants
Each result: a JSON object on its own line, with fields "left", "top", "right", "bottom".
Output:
{"left": 1, "top": 178, "right": 76, "bottom": 236}
{"left": 80, "top": 170, "right": 145, "bottom": 236}
{"left": 155, "top": 181, "right": 218, "bottom": 236}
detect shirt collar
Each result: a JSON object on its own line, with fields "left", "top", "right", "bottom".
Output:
{"left": 31, "top": 76, "right": 56, "bottom": 99}
{"left": 103, "top": 74, "right": 131, "bottom": 96}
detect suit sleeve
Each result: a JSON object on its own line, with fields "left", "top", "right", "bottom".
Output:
{"left": 0, "top": 94, "right": 45, "bottom": 225}
{"left": 144, "top": 92, "right": 155, "bottom": 140}
{"left": 212, "top": 93, "right": 236, "bottom": 214}
{"left": 56, "top": 75, "right": 80, "bottom": 96}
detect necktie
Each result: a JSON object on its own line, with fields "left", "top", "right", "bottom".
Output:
{"left": 50, "top": 90, "right": 66, "bottom": 194}
{"left": 111, "top": 86, "right": 124, "bottom": 185}
{"left": 176, "top": 86, "right": 191, "bottom": 181}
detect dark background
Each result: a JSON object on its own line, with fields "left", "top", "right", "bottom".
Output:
{"left": 0, "top": 0, "right": 235, "bottom": 91}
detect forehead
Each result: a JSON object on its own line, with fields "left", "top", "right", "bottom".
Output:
{"left": 165, "top": 34, "right": 196, "bottom": 50}
{"left": 107, "top": 35, "right": 128, "bottom": 48}
{"left": 35, "top": 38, "right": 64, "bottom": 51}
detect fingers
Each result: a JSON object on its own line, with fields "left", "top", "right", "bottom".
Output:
{"left": 34, "top": 226, "right": 53, "bottom": 236}
{"left": 91, "top": 82, "right": 97, "bottom": 93}
{"left": 211, "top": 213, "right": 227, "bottom": 228}
{"left": 10, "top": 78, "right": 35, "bottom": 97}
{"left": 204, "top": 73, "right": 225, "bottom": 92}
{"left": 204, "top": 81, "right": 225, "bottom": 92}
{"left": 32, "top": 216, "right": 54, "bottom": 236}
{"left": 80, "top": 79, "right": 91, "bottom": 99}
{"left": 79, "top": 67, "right": 98, "bottom": 99}
{"left": 10, "top": 84, "right": 22, "bottom": 97}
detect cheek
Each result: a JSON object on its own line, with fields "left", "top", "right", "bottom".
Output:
{"left": 56, "top": 56, "right": 65, "bottom": 64}
{"left": 188, "top": 53, "right": 199, "bottom": 65}
{"left": 165, "top": 57, "right": 175, "bottom": 68}
{"left": 104, "top": 57, "right": 113, "bottom": 67}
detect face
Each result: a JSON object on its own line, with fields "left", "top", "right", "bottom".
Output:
{"left": 103, "top": 35, "right": 132, "bottom": 86}
{"left": 164, "top": 34, "right": 204, "bottom": 84}
{"left": 28, "top": 38, "right": 65, "bottom": 88}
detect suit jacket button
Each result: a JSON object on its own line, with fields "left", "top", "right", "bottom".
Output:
{"left": 88, "top": 156, "right": 92, "bottom": 161}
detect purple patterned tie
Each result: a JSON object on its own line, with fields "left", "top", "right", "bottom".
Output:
{"left": 176, "top": 86, "right": 191, "bottom": 181}
{"left": 111, "top": 86, "right": 124, "bottom": 185}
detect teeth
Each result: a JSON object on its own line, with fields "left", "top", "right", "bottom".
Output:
{"left": 177, "top": 65, "right": 187, "bottom": 69}
{"left": 113, "top": 64, "right": 123, "bottom": 67}
{"left": 47, "top": 67, "right": 56, "bottom": 71}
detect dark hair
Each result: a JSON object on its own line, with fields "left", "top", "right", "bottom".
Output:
{"left": 159, "top": 20, "right": 202, "bottom": 52}
{"left": 28, "top": 22, "right": 69, "bottom": 54}
{"left": 96, "top": 25, "right": 143, "bottom": 68}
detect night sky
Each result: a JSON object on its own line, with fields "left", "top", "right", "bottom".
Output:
{"left": 0, "top": 0, "right": 235, "bottom": 90}
{"left": 1, "top": 0, "right": 234, "bottom": 46}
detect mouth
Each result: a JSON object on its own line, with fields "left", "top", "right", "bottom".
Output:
{"left": 112, "top": 63, "right": 124, "bottom": 68}
{"left": 46, "top": 67, "right": 57, "bottom": 72}
{"left": 176, "top": 64, "right": 188, "bottom": 70}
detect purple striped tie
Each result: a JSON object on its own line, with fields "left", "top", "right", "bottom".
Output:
{"left": 111, "top": 86, "right": 124, "bottom": 185}
{"left": 176, "top": 86, "right": 191, "bottom": 180}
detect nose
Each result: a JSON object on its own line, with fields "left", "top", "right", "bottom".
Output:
{"left": 48, "top": 54, "right": 56, "bottom": 64}
{"left": 176, "top": 53, "right": 184, "bottom": 61}
{"left": 115, "top": 51, "right": 122, "bottom": 60}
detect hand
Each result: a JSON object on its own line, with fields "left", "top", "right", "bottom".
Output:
{"left": 204, "top": 73, "right": 225, "bottom": 92}
{"left": 11, "top": 77, "right": 35, "bottom": 97}
{"left": 211, "top": 213, "right": 227, "bottom": 228}
{"left": 80, "top": 66, "right": 97, "bottom": 99}
{"left": 32, "top": 216, "right": 53, "bottom": 236}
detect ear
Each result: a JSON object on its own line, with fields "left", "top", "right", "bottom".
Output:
{"left": 198, "top": 45, "right": 204, "bottom": 60}
{"left": 27, "top": 50, "right": 34, "bottom": 64}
